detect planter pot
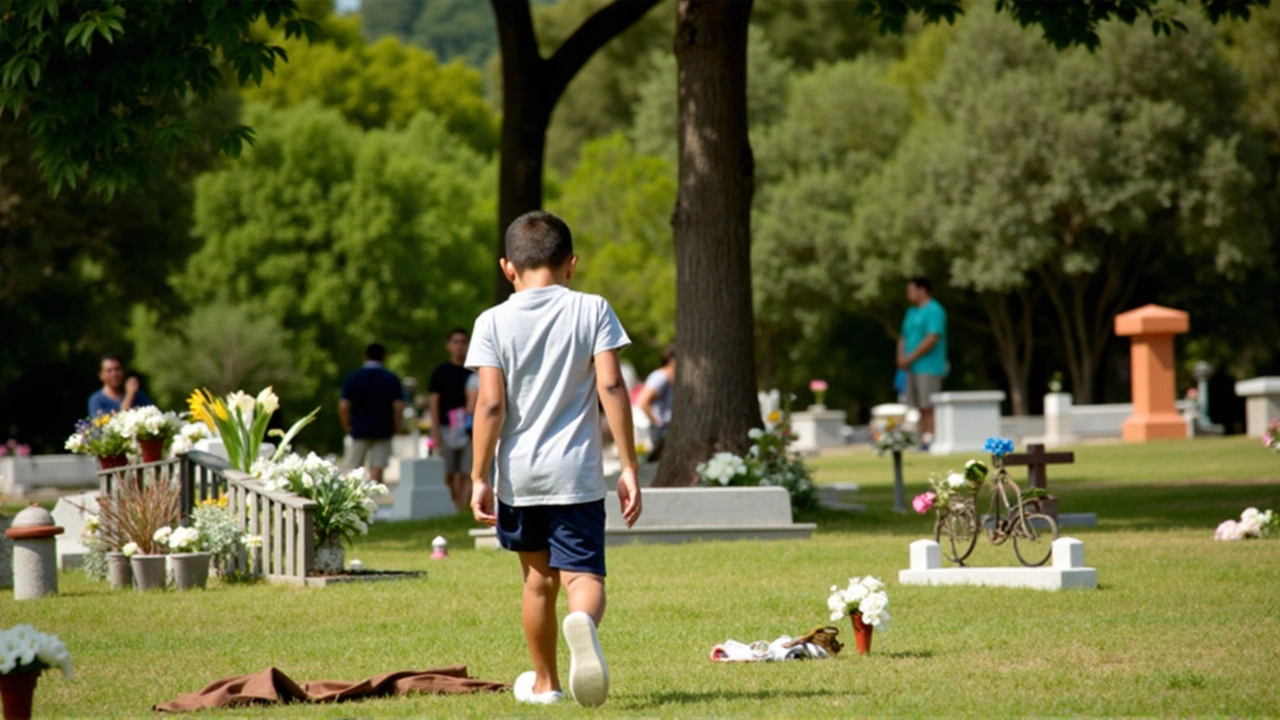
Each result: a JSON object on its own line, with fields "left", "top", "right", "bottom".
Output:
{"left": 169, "top": 552, "right": 211, "bottom": 590}
{"left": 0, "top": 670, "right": 38, "bottom": 720}
{"left": 106, "top": 552, "right": 133, "bottom": 590}
{"left": 131, "top": 554, "right": 167, "bottom": 591}
{"left": 314, "top": 541, "right": 345, "bottom": 575}
{"left": 97, "top": 455, "right": 128, "bottom": 470}
{"left": 850, "top": 613, "right": 874, "bottom": 656}
{"left": 138, "top": 438, "right": 166, "bottom": 464}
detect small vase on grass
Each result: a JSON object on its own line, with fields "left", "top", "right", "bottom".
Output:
{"left": 106, "top": 551, "right": 132, "bottom": 590}
{"left": 827, "top": 575, "right": 890, "bottom": 656}
{"left": 849, "top": 613, "right": 874, "bottom": 655}
{"left": 0, "top": 624, "right": 72, "bottom": 720}
{"left": 315, "top": 539, "right": 345, "bottom": 575}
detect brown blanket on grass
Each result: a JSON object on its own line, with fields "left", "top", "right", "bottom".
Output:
{"left": 154, "top": 665, "right": 508, "bottom": 712}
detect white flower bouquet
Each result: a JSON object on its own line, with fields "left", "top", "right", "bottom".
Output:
{"left": 114, "top": 406, "right": 182, "bottom": 443}
{"left": 872, "top": 418, "right": 918, "bottom": 456}
{"left": 168, "top": 421, "right": 211, "bottom": 456}
{"left": 1215, "top": 507, "right": 1278, "bottom": 541}
{"left": 0, "top": 625, "right": 72, "bottom": 679}
{"left": 252, "top": 453, "right": 388, "bottom": 547}
{"left": 827, "top": 576, "right": 890, "bottom": 630}
{"left": 695, "top": 452, "right": 752, "bottom": 486}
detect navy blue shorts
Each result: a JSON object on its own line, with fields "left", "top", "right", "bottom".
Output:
{"left": 497, "top": 500, "right": 607, "bottom": 576}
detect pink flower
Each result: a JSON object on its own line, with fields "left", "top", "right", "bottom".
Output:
{"left": 0, "top": 446, "right": 6, "bottom": 458}
{"left": 809, "top": 379, "right": 829, "bottom": 392}
{"left": 912, "top": 491, "right": 936, "bottom": 515}
{"left": 1264, "top": 433, "right": 1274, "bottom": 448}
{"left": 1214, "top": 519, "right": 1243, "bottom": 541}
{"left": 1185, "top": 388, "right": 1199, "bottom": 400}
{"left": 16, "top": 444, "right": 30, "bottom": 458}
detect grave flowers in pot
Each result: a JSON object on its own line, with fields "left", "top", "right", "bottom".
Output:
{"left": 253, "top": 453, "right": 388, "bottom": 574}
{"left": 826, "top": 576, "right": 890, "bottom": 656}
{"left": 94, "top": 477, "right": 180, "bottom": 591}
{"left": 114, "top": 407, "right": 182, "bottom": 463}
{"left": 64, "top": 414, "right": 132, "bottom": 469}
{"left": 693, "top": 409, "right": 818, "bottom": 513}
{"left": 0, "top": 624, "right": 72, "bottom": 720}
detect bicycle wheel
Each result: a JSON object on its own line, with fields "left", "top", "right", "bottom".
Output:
{"left": 934, "top": 505, "right": 979, "bottom": 565}
{"left": 1013, "top": 513, "right": 1059, "bottom": 567}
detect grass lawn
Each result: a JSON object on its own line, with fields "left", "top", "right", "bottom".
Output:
{"left": 3, "top": 438, "right": 1279, "bottom": 718}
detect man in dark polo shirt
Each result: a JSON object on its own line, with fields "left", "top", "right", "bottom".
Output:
{"left": 339, "top": 343, "right": 405, "bottom": 482}
{"left": 429, "top": 328, "right": 474, "bottom": 510}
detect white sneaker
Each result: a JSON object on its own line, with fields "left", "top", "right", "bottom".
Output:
{"left": 513, "top": 671, "right": 564, "bottom": 705}
{"left": 563, "top": 611, "right": 609, "bottom": 707}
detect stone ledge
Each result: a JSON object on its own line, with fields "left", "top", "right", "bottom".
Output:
{"left": 267, "top": 570, "right": 428, "bottom": 588}
{"left": 898, "top": 566, "right": 1098, "bottom": 590}
{"left": 470, "top": 523, "right": 816, "bottom": 549}
{"left": 1236, "top": 376, "right": 1280, "bottom": 396}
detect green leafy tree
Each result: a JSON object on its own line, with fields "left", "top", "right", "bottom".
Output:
{"left": 360, "top": 0, "right": 502, "bottom": 69}
{"left": 243, "top": 12, "right": 497, "bottom": 151}
{"left": 181, "top": 103, "right": 494, "bottom": 446}
{"left": 0, "top": 0, "right": 316, "bottom": 197}
{"left": 851, "top": 8, "right": 1271, "bottom": 412}
{"left": 550, "top": 133, "right": 677, "bottom": 371}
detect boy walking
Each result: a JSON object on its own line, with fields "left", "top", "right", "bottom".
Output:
{"left": 467, "top": 211, "right": 642, "bottom": 707}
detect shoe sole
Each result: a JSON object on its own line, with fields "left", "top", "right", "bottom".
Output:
{"left": 563, "top": 612, "right": 608, "bottom": 707}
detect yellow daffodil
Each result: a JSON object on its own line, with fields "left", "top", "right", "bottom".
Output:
{"left": 188, "top": 389, "right": 217, "bottom": 431}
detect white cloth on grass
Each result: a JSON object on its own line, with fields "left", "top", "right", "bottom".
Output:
{"left": 710, "top": 636, "right": 830, "bottom": 662}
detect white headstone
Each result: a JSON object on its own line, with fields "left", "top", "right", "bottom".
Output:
{"left": 929, "top": 391, "right": 1005, "bottom": 455}
{"left": 909, "top": 539, "right": 942, "bottom": 570}
{"left": 52, "top": 492, "right": 99, "bottom": 570}
{"left": 381, "top": 457, "right": 454, "bottom": 521}
{"left": 1234, "top": 376, "right": 1280, "bottom": 437}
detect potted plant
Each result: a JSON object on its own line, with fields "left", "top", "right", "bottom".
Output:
{"left": 94, "top": 477, "right": 180, "bottom": 591}
{"left": 164, "top": 525, "right": 210, "bottom": 590}
{"left": 187, "top": 387, "right": 317, "bottom": 473}
{"left": 255, "top": 452, "right": 387, "bottom": 574}
{"left": 116, "top": 407, "right": 181, "bottom": 463}
{"left": 190, "top": 499, "right": 259, "bottom": 579}
{"left": 826, "top": 576, "right": 890, "bottom": 655}
{"left": 0, "top": 624, "right": 72, "bottom": 720}
{"left": 808, "top": 379, "right": 829, "bottom": 410}
{"left": 64, "top": 415, "right": 132, "bottom": 469}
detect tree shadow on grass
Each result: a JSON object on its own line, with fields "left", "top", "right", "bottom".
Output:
{"left": 619, "top": 688, "right": 847, "bottom": 710}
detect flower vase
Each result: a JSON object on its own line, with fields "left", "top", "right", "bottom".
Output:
{"left": 850, "top": 613, "right": 874, "bottom": 656}
{"left": 169, "top": 552, "right": 211, "bottom": 590}
{"left": 0, "top": 670, "right": 38, "bottom": 720}
{"left": 138, "top": 438, "right": 166, "bottom": 464}
{"left": 97, "top": 454, "right": 128, "bottom": 470}
{"left": 106, "top": 552, "right": 133, "bottom": 590}
{"left": 131, "top": 554, "right": 167, "bottom": 591}
{"left": 314, "top": 539, "right": 345, "bottom": 575}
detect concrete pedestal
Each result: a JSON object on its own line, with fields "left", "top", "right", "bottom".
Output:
{"left": 1115, "top": 305, "right": 1189, "bottom": 443}
{"left": 930, "top": 391, "right": 1006, "bottom": 455}
{"left": 382, "top": 457, "right": 454, "bottom": 521}
{"left": 790, "top": 409, "right": 847, "bottom": 454}
{"left": 1235, "top": 377, "right": 1280, "bottom": 437}
{"left": 898, "top": 537, "right": 1097, "bottom": 590}
{"left": 1026, "top": 392, "right": 1080, "bottom": 447}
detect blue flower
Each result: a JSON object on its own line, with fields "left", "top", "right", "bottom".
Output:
{"left": 983, "top": 437, "right": 1015, "bottom": 458}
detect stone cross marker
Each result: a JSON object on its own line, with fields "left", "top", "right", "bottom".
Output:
{"left": 1004, "top": 443, "right": 1074, "bottom": 518}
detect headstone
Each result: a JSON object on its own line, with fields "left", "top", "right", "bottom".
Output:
{"left": 1234, "top": 377, "right": 1280, "bottom": 438}
{"left": 1038, "top": 392, "right": 1079, "bottom": 447}
{"left": 790, "top": 409, "right": 847, "bottom": 454}
{"left": 1115, "top": 304, "right": 1190, "bottom": 442}
{"left": 52, "top": 492, "right": 100, "bottom": 569}
{"left": 0, "top": 454, "right": 98, "bottom": 495}
{"left": 929, "top": 391, "right": 1005, "bottom": 455}
{"left": 898, "top": 536, "right": 1097, "bottom": 590}
{"left": 380, "top": 457, "right": 454, "bottom": 521}
{"left": 192, "top": 438, "right": 275, "bottom": 464}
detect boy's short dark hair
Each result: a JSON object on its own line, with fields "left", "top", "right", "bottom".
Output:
{"left": 505, "top": 211, "right": 573, "bottom": 271}
{"left": 448, "top": 327, "right": 469, "bottom": 341}
{"left": 661, "top": 345, "right": 676, "bottom": 366}
{"left": 907, "top": 276, "right": 932, "bottom": 294}
{"left": 365, "top": 343, "right": 386, "bottom": 362}
{"left": 100, "top": 353, "right": 122, "bottom": 367}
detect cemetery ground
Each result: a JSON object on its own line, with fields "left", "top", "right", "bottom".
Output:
{"left": 3, "top": 437, "right": 1277, "bottom": 717}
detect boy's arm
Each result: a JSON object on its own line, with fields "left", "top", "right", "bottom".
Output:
{"left": 468, "top": 366, "right": 505, "bottom": 526}
{"left": 596, "top": 349, "right": 642, "bottom": 527}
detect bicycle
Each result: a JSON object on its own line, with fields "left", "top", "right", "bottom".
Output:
{"left": 933, "top": 455, "right": 1060, "bottom": 567}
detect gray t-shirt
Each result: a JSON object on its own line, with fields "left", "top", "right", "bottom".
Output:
{"left": 465, "top": 285, "right": 630, "bottom": 507}
{"left": 644, "top": 369, "right": 673, "bottom": 427}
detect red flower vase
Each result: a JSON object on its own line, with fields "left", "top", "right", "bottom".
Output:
{"left": 138, "top": 438, "right": 166, "bottom": 464}
{"left": 850, "top": 612, "right": 874, "bottom": 656}
{"left": 97, "top": 454, "right": 128, "bottom": 470}
{"left": 0, "top": 670, "right": 39, "bottom": 720}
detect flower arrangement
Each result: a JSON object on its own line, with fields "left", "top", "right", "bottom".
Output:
{"left": 983, "top": 436, "right": 1015, "bottom": 461}
{"left": 0, "top": 439, "right": 32, "bottom": 458}
{"left": 187, "top": 387, "right": 318, "bottom": 473}
{"left": 826, "top": 576, "right": 890, "bottom": 630}
{"left": 190, "top": 499, "right": 261, "bottom": 569}
{"left": 1262, "top": 420, "right": 1279, "bottom": 453}
{"left": 168, "top": 421, "right": 211, "bottom": 456}
{"left": 1048, "top": 371, "right": 1064, "bottom": 393}
{"left": 872, "top": 418, "right": 918, "bottom": 456}
{"left": 252, "top": 453, "right": 387, "bottom": 548}
{"left": 64, "top": 414, "right": 132, "bottom": 459}
{"left": 0, "top": 625, "right": 72, "bottom": 679}
{"left": 696, "top": 452, "right": 752, "bottom": 486}
{"left": 93, "top": 476, "right": 181, "bottom": 555}
{"left": 914, "top": 459, "right": 987, "bottom": 515}
{"left": 1214, "top": 507, "right": 1278, "bottom": 541}
{"left": 693, "top": 410, "right": 818, "bottom": 511}
{"left": 809, "top": 379, "right": 829, "bottom": 407}
{"left": 114, "top": 406, "right": 182, "bottom": 444}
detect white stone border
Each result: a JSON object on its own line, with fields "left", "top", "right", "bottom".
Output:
{"left": 898, "top": 538, "right": 1097, "bottom": 590}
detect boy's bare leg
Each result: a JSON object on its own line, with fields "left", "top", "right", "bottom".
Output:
{"left": 561, "top": 570, "right": 606, "bottom": 625}
{"left": 519, "top": 551, "right": 562, "bottom": 694}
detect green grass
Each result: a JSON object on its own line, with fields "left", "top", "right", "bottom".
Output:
{"left": 3, "top": 438, "right": 1279, "bottom": 718}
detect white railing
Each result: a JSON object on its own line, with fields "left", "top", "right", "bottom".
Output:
{"left": 224, "top": 471, "right": 316, "bottom": 583}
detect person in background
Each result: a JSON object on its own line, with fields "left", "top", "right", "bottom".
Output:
{"left": 897, "top": 276, "right": 948, "bottom": 445}
{"left": 430, "top": 328, "right": 476, "bottom": 510}
{"left": 635, "top": 345, "right": 676, "bottom": 462}
{"left": 339, "top": 343, "right": 405, "bottom": 483}
{"left": 88, "top": 353, "right": 154, "bottom": 417}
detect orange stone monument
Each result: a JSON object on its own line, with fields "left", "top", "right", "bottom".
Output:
{"left": 1115, "top": 304, "right": 1190, "bottom": 442}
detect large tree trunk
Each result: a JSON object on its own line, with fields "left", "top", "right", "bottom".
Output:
{"left": 491, "top": 0, "right": 662, "bottom": 303}
{"left": 656, "top": 0, "right": 759, "bottom": 487}
{"left": 980, "top": 291, "right": 1035, "bottom": 416}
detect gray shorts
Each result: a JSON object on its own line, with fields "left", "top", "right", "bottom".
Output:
{"left": 904, "top": 373, "right": 944, "bottom": 410}
{"left": 346, "top": 437, "right": 392, "bottom": 470}
{"left": 440, "top": 444, "right": 473, "bottom": 475}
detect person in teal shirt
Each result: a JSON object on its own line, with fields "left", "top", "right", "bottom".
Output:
{"left": 897, "top": 277, "right": 947, "bottom": 443}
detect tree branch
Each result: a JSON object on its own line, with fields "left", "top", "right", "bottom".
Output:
{"left": 545, "top": 0, "right": 662, "bottom": 100}
{"left": 492, "top": 0, "right": 544, "bottom": 76}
